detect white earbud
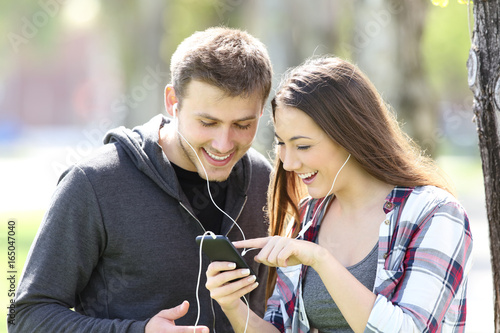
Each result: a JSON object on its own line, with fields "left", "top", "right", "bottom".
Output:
{"left": 173, "top": 103, "right": 178, "bottom": 119}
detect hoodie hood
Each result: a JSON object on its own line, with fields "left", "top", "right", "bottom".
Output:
{"left": 102, "top": 114, "right": 252, "bottom": 203}
{"left": 103, "top": 114, "right": 182, "bottom": 199}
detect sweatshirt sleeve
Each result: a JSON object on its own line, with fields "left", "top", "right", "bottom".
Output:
{"left": 9, "top": 166, "right": 147, "bottom": 333}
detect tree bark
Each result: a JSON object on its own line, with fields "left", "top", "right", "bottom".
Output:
{"left": 468, "top": 1, "right": 500, "bottom": 331}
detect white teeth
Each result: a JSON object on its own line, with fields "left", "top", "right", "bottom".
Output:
{"left": 297, "top": 171, "right": 318, "bottom": 179}
{"left": 205, "top": 149, "right": 230, "bottom": 161}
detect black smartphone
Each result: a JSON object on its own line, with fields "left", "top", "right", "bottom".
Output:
{"left": 195, "top": 235, "right": 256, "bottom": 277}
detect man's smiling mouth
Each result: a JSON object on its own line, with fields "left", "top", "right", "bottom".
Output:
{"left": 204, "top": 148, "right": 231, "bottom": 161}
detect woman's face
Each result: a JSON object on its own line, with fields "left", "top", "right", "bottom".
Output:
{"left": 274, "top": 105, "right": 350, "bottom": 199}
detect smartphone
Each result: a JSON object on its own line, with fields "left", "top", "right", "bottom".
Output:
{"left": 195, "top": 235, "right": 256, "bottom": 277}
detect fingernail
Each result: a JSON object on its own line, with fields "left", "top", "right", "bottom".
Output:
{"left": 228, "top": 263, "right": 236, "bottom": 269}
{"left": 248, "top": 275, "right": 256, "bottom": 282}
{"left": 242, "top": 269, "right": 250, "bottom": 275}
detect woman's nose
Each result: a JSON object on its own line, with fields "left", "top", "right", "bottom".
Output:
{"left": 280, "top": 147, "right": 300, "bottom": 171}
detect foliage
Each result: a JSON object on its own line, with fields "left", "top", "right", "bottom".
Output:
{"left": 431, "top": 0, "right": 471, "bottom": 7}
{"left": 422, "top": 1, "right": 472, "bottom": 100}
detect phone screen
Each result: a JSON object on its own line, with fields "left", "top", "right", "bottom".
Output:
{"left": 195, "top": 235, "right": 256, "bottom": 276}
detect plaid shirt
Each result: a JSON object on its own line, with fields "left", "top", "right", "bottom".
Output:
{"left": 263, "top": 186, "right": 473, "bottom": 333}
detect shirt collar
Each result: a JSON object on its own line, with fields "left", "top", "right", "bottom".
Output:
{"left": 383, "top": 186, "right": 414, "bottom": 213}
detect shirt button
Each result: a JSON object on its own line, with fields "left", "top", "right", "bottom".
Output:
{"left": 383, "top": 253, "right": 389, "bottom": 259}
{"left": 384, "top": 202, "right": 394, "bottom": 210}
{"left": 384, "top": 219, "right": 390, "bottom": 225}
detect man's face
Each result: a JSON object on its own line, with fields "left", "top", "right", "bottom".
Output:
{"left": 172, "top": 80, "right": 263, "bottom": 181}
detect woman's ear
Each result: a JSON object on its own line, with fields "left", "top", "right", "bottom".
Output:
{"left": 164, "top": 84, "right": 178, "bottom": 117}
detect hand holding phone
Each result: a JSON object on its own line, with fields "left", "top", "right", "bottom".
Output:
{"left": 195, "top": 235, "right": 256, "bottom": 277}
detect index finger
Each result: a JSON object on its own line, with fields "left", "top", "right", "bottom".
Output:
{"left": 233, "top": 237, "right": 270, "bottom": 249}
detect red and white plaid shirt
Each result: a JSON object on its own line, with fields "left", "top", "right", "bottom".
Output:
{"left": 264, "top": 186, "right": 473, "bottom": 333}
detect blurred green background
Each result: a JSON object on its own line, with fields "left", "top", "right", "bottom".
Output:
{"left": 0, "top": 1, "right": 492, "bottom": 332}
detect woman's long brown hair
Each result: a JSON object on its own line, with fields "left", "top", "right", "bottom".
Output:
{"left": 265, "top": 56, "right": 454, "bottom": 301}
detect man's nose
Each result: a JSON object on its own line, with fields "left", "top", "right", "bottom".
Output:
{"left": 211, "top": 127, "right": 235, "bottom": 153}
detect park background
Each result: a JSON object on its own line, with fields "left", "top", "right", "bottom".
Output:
{"left": 0, "top": 0, "right": 493, "bottom": 332}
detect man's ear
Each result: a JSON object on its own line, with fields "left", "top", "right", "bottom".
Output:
{"left": 164, "top": 84, "right": 178, "bottom": 117}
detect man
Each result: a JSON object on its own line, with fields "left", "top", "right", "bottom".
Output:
{"left": 11, "top": 27, "right": 273, "bottom": 333}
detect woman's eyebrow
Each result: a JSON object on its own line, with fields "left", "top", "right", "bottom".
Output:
{"left": 274, "top": 133, "right": 312, "bottom": 141}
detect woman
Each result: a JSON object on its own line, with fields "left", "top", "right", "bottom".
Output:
{"left": 205, "top": 57, "right": 473, "bottom": 332}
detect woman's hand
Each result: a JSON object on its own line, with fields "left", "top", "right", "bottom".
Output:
{"left": 235, "top": 236, "right": 329, "bottom": 269}
{"left": 205, "top": 262, "right": 259, "bottom": 311}
{"left": 206, "top": 262, "right": 280, "bottom": 333}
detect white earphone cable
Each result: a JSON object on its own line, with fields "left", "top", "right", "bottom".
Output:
{"left": 194, "top": 230, "right": 216, "bottom": 329}
{"left": 242, "top": 153, "right": 351, "bottom": 255}
{"left": 297, "top": 153, "right": 351, "bottom": 239}
{"left": 173, "top": 107, "right": 248, "bottom": 243}
{"left": 172, "top": 106, "right": 251, "bottom": 333}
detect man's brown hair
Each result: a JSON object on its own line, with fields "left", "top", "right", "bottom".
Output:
{"left": 170, "top": 27, "right": 273, "bottom": 106}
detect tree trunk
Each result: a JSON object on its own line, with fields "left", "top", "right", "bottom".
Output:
{"left": 468, "top": 1, "right": 500, "bottom": 331}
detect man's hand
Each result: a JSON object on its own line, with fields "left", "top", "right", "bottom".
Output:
{"left": 145, "top": 301, "right": 209, "bottom": 333}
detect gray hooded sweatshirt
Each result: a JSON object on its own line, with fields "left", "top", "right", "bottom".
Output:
{"left": 11, "top": 115, "right": 271, "bottom": 332}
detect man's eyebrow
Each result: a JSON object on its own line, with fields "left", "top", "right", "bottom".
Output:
{"left": 195, "top": 113, "right": 258, "bottom": 122}
{"left": 274, "top": 133, "right": 312, "bottom": 141}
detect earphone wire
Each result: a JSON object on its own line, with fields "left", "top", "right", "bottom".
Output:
{"left": 172, "top": 108, "right": 251, "bottom": 333}
{"left": 242, "top": 153, "right": 351, "bottom": 255}
{"left": 173, "top": 113, "right": 248, "bottom": 243}
{"left": 194, "top": 230, "right": 215, "bottom": 330}
{"left": 297, "top": 154, "right": 351, "bottom": 239}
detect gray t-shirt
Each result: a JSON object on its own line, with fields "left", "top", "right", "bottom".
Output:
{"left": 303, "top": 243, "right": 378, "bottom": 332}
